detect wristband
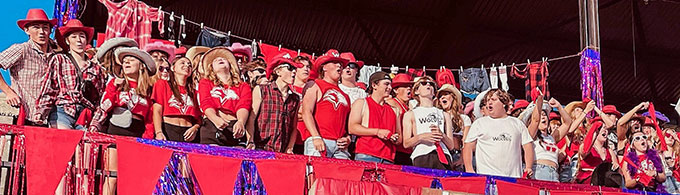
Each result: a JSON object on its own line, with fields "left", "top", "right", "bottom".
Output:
{"left": 155, "top": 131, "right": 163, "bottom": 135}
{"left": 310, "top": 136, "right": 322, "bottom": 140}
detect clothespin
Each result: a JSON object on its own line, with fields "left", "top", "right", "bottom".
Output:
{"left": 180, "top": 15, "right": 185, "bottom": 25}
{"left": 377, "top": 63, "right": 381, "bottom": 68}
{"left": 278, "top": 44, "right": 281, "bottom": 51}
{"left": 422, "top": 66, "right": 426, "bottom": 73}
{"left": 259, "top": 40, "right": 262, "bottom": 45}
{"left": 406, "top": 65, "right": 409, "bottom": 71}
{"left": 170, "top": 12, "right": 175, "bottom": 20}
{"left": 158, "top": 6, "right": 162, "bottom": 12}
{"left": 312, "top": 53, "right": 315, "bottom": 58}
{"left": 492, "top": 63, "right": 495, "bottom": 68}
{"left": 227, "top": 31, "right": 231, "bottom": 37}
{"left": 297, "top": 49, "right": 300, "bottom": 56}
{"left": 527, "top": 59, "right": 531, "bottom": 65}
{"left": 500, "top": 63, "right": 504, "bottom": 67}
{"left": 200, "top": 23, "right": 204, "bottom": 29}
{"left": 460, "top": 66, "right": 463, "bottom": 72}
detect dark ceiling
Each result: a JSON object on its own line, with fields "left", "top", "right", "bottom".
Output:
{"left": 82, "top": 0, "right": 680, "bottom": 120}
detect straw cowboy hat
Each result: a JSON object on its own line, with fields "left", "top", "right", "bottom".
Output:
{"left": 186, "top": 46, "right": 211, "bottom": 62}
{"left": 313, "top": 49, "right": 349, "bottom": 74}
{"left": 144, "top": 40, "right": 176, "bottom": 62}
{"left": 201, "top": 46, "right": 239, "bottom": 73}
{"left": 55, "top": 19, "right": 94, "bottom": 51}
{"left": 437, "top": 84, "right": 462, "bottom": 108}
{"left": 115, "top": 47, "right": 157, "bottom": 76}
{"left": 340, "top": 52, "right": 364, "bottom": 69}
{"left": 96, "top": 37, "right": 138, "bottom": 61}
{"left": 17, "top": 9, "right": 56, "bottom": 29}
{"left": 565, "top": 99, "right": 591, "bottom": 114}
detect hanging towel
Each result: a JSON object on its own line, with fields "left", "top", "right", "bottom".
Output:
{"left": 359, "top": 65, "right": 382, "bottom": 85}
{"left": 489, "top": 66, "right": 498, "bottom": 89}
{"left": 511, "top": 62, "right": 550, "bottom": 101}
{"left": 458, "top": 68, "right": 490, "bottom": 94}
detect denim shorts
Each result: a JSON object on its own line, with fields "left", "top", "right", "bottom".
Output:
{"left": 459, "top": 68, "right": 490, "bottom": 94}
{"left": 664, "top": 174, "right": 680, "bottom": 193}
{"left": 532, "top": 164, "right": 559, "bottom": 182}
{"left": 355, "top": 153, "right": 393, "bottom": 164}
{"left": 48, "top": 105, "right": 84, "bottom": 130}
{"left": 303, "top": 137, "right": 350, "bottom": 159}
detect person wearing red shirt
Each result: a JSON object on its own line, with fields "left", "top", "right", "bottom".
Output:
{"left": 247, "top": 52, "right": 301, "bottom": 153}
{"left": 622, "top": 131, "right": 666, "bottom": 193}
{"left": 299, "top": 49, "right": 351, "bottom": 159}
{"left": 152, "top": 57, "right": 201, "bottom": 142}
{"left": 198, "top": 47, "right": 252, "bottom": 147}
{"left": 291, "top": 55, "right": 312, "bottom": 154}
{"left": 386, "top": 73, "right": 414, "bottom": 165}
{"left": 576, "top": 121, "right": 619, "bottom": 184}
{"left": 349, "top": 71, "right": 401, "bottom": 164}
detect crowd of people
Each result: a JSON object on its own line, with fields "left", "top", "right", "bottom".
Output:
{"left": 2, "top": 8, "right": 680, "bottom": 194}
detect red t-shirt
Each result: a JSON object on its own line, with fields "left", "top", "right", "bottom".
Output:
{"left": 292, "top": 85, "right": 305, "bottom": 145}
{"left": 308, "top": 79, "right": 351, "bottom": 140}
{"left": 576, "top": 148, "right": 612, "bottom": 182}
{"left": 100, "top": 79, "right": 154, "bottom": 138}
{"left": 633, "top": 154, "right": 657, "bottom": 185}
{"left": 355, "top": 97, "right": 397, "bottom": 161}
{"left": 198, "top": 79, "right": 252, "bottom": 116}
{"left": 151, "top": 80, "right": 201, "bottom": 122}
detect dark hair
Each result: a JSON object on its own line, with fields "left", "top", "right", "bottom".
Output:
{"left": 483, "top": 89, "right": 512, "bottom": 111}
{"left": 168, "top": 57, "right": 197, "bottom": 107}
{"left": 294, "top": 56, "right": 310, "bottom": 65}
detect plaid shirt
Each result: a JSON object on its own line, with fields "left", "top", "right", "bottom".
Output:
{"left": 511, "top": 61, "right": 550, "bottom": 101}
{"left": 0, "top": 40, "right": 53, "bottom": 123}
{"left": 98, "top": 0, "right": 163, "bottom": 48}
{"left": 35, "top": 54, "right": 107, "bottom": 120}
{"left": 255, "top": 83, "right": 300, "bottom": 152}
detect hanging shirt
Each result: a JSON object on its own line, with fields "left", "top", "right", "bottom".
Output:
{"left": 197, "top": 79, "right": 252, "bottom": 116}
{"left": 339, "top": 83, "right": 367, "bottom": 104}
{"left": 511, "top": 62, "right": 550, "bottom": 101}
{"left": 98, "top": 0, "right": 164, "bottom": 48}
{"left": 151, "top": 80, "right": 201, "bottom": 122}
{"left": 358, "top": 65, "right": 382, "bottom": 85}
{"left": 310, "top": 79, "right": 351, "bottom": 140}
{"left": 355, "top": 97, "right": 398, "bottom": 161}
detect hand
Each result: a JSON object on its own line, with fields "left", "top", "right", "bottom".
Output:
{"left": 246, "top": 142, "right": 256, "bottom": 150}
{"left": 611, "top": 162, "right": 620, "bottom": 171}
{"left": 113, "top": 78, "right": 125, "bottom": 86}
{"left": 4, "top": 91, "right": 20, "bottom": 107}
{"left": 639, "top": 102, "right": 650, "bottom": 110}
{"left": 183, "top": 126, "right": 198, "bottom": 141}
{"left": 429, "top": 124, "right": 442, "bottom": 134}
{"left": 645, "top": 170, "right": 657, "bottom": 177}
{"left": 524, "top": 167, "right": 534, "bottom": 178}
{"left": 585, "top": 101, "right": 596, "bottom": 112}
{"left": 376, "top": 129, "right": 391, "bottom": 140}
{"left": 418, "top": 132, "right": 443, "bottom": 145}
{"left": 232, "top": 120, "right": 246, "bottom": 138}
{"left": 548, "top": 98, "right": 561, "bottom": 108}
{"left": 155, "top": 132, "right": 166, "bottom": 140}
{"left": 389, "top": 133, "right": 400, "bottom": 143}
{"left": 31, "top": 113, "right": 42, "bottom": 124}
{"left": 312, "top": 138, "right": 326, "bottom": 152}
{"left": 285, "top": 147, "right": 294, "bottom": 154}
{"left": 336, "top": 136, "right": 351, "bottom": 149}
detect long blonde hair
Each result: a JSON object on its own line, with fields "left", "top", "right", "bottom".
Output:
{"left": 118, "top": 57, "right": 153, "bottom": 98}
{"left": 101, "top": 49, "right": 123, "bottom": 78}
{"left": 205, "top": 55, "right": 242, "bottom": 87}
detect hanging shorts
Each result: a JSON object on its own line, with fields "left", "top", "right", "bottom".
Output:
{"left": 459, "top": 68, "right": 490, "bottom": 94}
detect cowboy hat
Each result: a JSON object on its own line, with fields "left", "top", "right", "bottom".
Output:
{"left": 96, "top": 37, "right": 138, "bottom": 61}
{"left": 115, "top": 47, "right": 157, "bottom": 76}
{"left": 312, "top": 49, "right": 349, "bottom": 74}
{"left": 175, "top": 46, "right": 187, "bottom": 56}
{"left": 55, "top": 19, "right": 94, "bottom": 51}
{"left": 144, "top": 40, "right": 176, "bottom": 62}
{"left": 17, "top": 9, "right": 56, "bottom": 29}
{"left": 549, "top": 112, "right": 560, "bottom": 121}
{"left": 437, "top": 84, "right": 462, "bottom": 108}
{"left": 186, "top": 46, "right": 210, "bottom": 62}
{"left": 565, "top": 100, "right": 586, "bottom": 115}
{"left": 201, "top": 46, "right": 238, "bottom": 72}
{"left": 228, "top": 42, "right": 252, "bottom": 62}
{"left": 266, "top": 52, "right": 299, "bottom": 78}
{"left": 340, "top": 52, "right": 364, "bottom": 69}
{"left": 642, "top": 111, "right": 670, "bottom": 123}
{"left": 511, "top": 99, "right": 530, "bottom": 113}
{"left": 391, "top": 73, "right": 414, "bottom": 88}
{"left": 473, "top": 89, "right": 490, "bottom": 119}
{"left": 601, "top": 105, "right": 622, "bottom": 118}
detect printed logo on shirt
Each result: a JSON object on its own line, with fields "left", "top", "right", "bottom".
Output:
{"left": 210, "top": 87, "right": 239, "bottom": 105}
{"left": 492, "top": 133, "right": 512, "bottom": 142}
{"left": 119, "top": 90, "right": 147, "bottom": 109}
{"left": 168, "top": 94, "right": 194, "bottom": 114}
{"left": 418, "top": 113, "right": 443, "bottom": 124}
{"left": 321, "top": 89, "right": 348, "bottom": 110}
{"left": 541, "top": 141, "right": 559, "bottom": 153}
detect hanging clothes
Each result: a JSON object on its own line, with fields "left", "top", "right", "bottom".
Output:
{"left": 359, "top": 65, "right": 382, "bottom": 85}
{"left": 458, "top": 68, "right": 490, "bottom": 94}
{"left": 499, "top": 65, "right": 509, "bottom": 91}
{"left": 579, "top": 49, "right": 604, "bottom": 109}
{"left": 54, "top": 0, "right": 80, "bottom": 27}
{"left": 489, "top": 66, "right": 498, "bottom": 89}
{"left": 196, "top": 28, "right": 230, "bottom": 48}
{"left": 98, "top": 0, "right": 164, "bottom": 48}
{"left": 511, "top": 61, "right": 550, "bottom": 101}
{"left": 406, "top": 68, "right": 425, "bottom": 80}
{"left": 435, "top": 68, "right": 459, "bottom": 88}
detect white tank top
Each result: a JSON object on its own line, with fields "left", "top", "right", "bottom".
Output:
{"left": 533, "top": 131, "right": 559, "bottom": 164}
{"left": 411, "top": 106, "right": 451, "bottom": 160}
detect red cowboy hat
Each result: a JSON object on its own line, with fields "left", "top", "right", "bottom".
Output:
{"left": 267, "top": 52, "right": 300, "bottom": 78}
{"left": 175, "top": 46, "right": 187, "bottom": 56}
{"left": 601, "top": 105, "right": 622, "bottom": 118}
{"left": 312, "top": 49, "right": 349, "bottom": 74}
{"left": 17, "top": 9, "right": 57, "bottom": 29}
{"left": 340, "top": 52, "right": 364, "bottom": 69}
{"left": 643, "top": 117, "right": 655, "bottom": 126}
{"left": 511, "top": 99, "right": 530, "bottom": 113}
{"left": 549, "top": 112, "right": 560, "bottom": 121}
{"left": 55, "top": 19, "right": 94, "bottom": 51}
{"left": 144, "top": 40, "right": 176, "bottom": 62}
{"left": 391, "top": 73, "right": 414, "bottom": 88}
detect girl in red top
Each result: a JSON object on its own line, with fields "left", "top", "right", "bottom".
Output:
{"left": 197, "top": 47, "right": 252, "bottom": 147}
{"left": 88, "top": 47, "right": 156, "bottom": 138}
{"left": 152, "top": 57, "right": 201, "bottom": 142}
{"left": 622, "top": 131, "right": 666, "bottom": 193}
{"left": 576, "top": 121, "right": 618, "bottom": 184}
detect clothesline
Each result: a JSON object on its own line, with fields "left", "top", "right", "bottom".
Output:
{"left": 159, "top": 9, "right": 253, "bottom": 43}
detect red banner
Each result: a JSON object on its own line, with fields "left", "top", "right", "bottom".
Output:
{"left": 312, "top": 161, "right": 365, "bottom": 181}
{"left": 314, "top": 177, "right": 421, "bottom": 195}
{"left": 116, "top": 139, "right": 173, "bottom": 195}
{"left": 439, "top": 176, "right": 486, "bottom": 194}
{"left": 255, "top": 159, "right": 306, "bottom": 195}
{"left": 496, "top": 180, "right": 539, "bottom": 195}
{"left": 383, "top": 169, "right": 433, "bottom": 188}
{"left": 25, "top": 126, "right": 84, "bottom": 195}
{"left": 188, "top": 153, "right": 242, "bottom": 195}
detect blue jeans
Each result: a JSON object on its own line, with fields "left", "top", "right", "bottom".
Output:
{"left": 532, "top": 164, "right": 559, "bottom": 182}
{"left": 355, "top": 153, "right": 393, "bottom": 164}
{"left": 664, "top": 175, "right": 680, "bottom": 193}
{"left": 304, "top": 137, "right": 351, "bottom": 159}
{"left": 48, "top": 105, "right": 85, "bottom": 130}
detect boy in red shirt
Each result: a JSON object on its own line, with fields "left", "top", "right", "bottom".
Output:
{"left": 349, "top": 72, "right": 401, "bottom": 163}
{"left": 299, "top": 49, "right": 351, "bottom": 159}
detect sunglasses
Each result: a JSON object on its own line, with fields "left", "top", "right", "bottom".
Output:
{"left": 632, "top": 135, "right": 648, "bottom": 141}
{"left": 666, "top": 157, "right": 674, "bottom": 160}
{"left": 666, "top": 132, "right": 674, "bottom": 138}
{"left": 253, "top": 68, "right": 266, "bottom": 74}
{"left": 159, "top": 66, "right": 170, "bottom": 72}
{"left": 276, "top": 64, "right": 296, "bottom": 72}
{"left": 419, "top": 81, "right": 437, "bottom": 87}
{"left": 346, "top": 63, "right": 359, "bottom": 69}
